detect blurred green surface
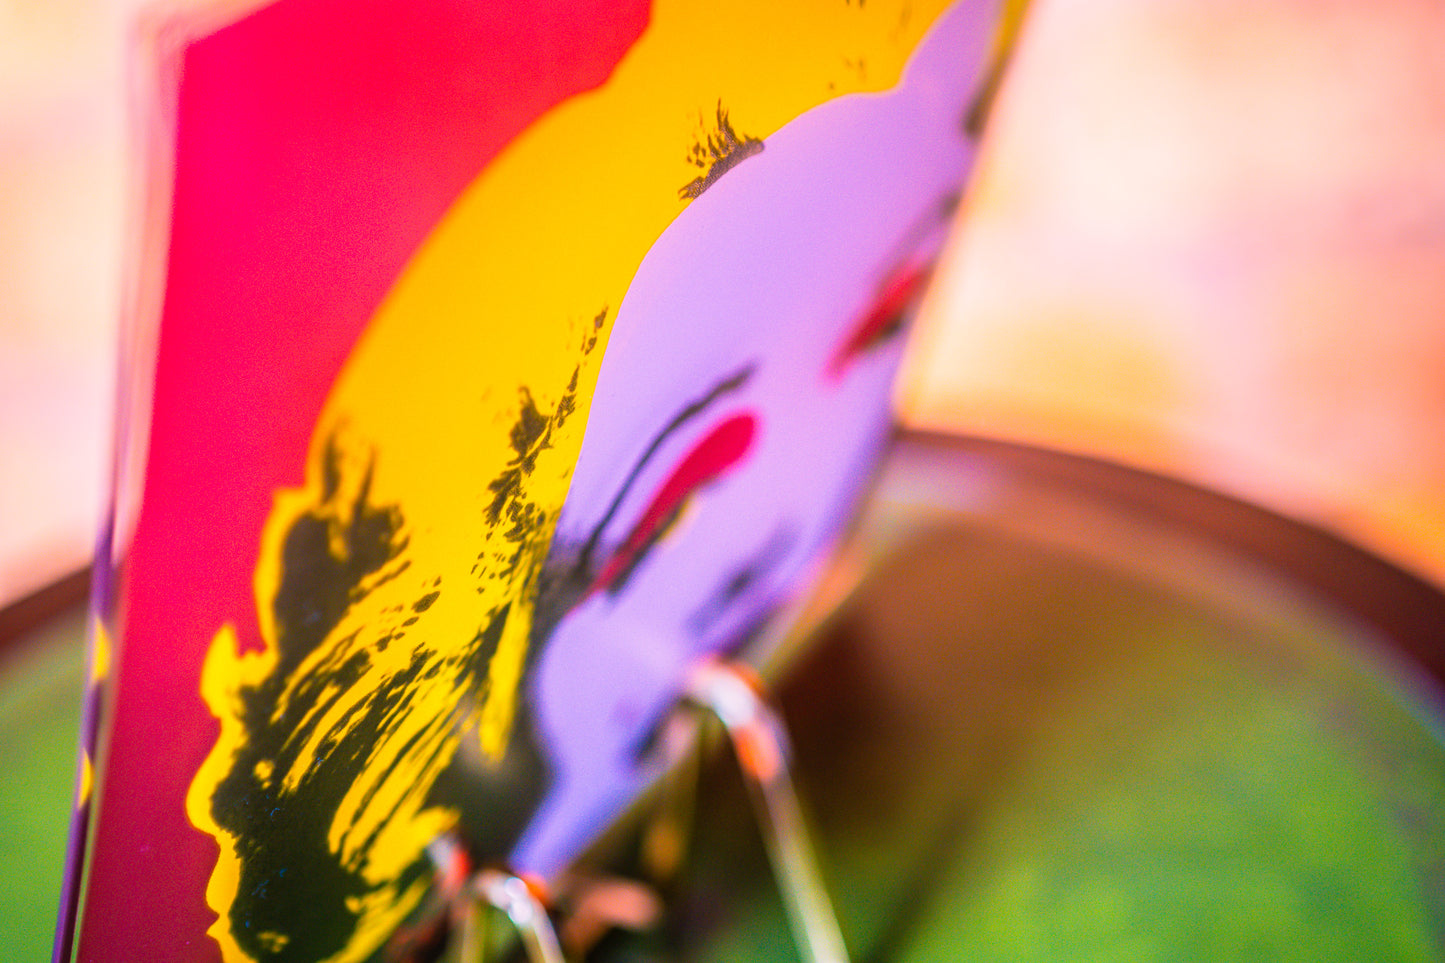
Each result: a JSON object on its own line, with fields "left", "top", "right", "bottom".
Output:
{"left": 0, "top": 606, "right": 86, "bottom": 961}
{"left": 8, "top": 486, "right": 1445, "bottom": 963}
{"left": 598, "top": 526, "right": 1445, "bottom": 963}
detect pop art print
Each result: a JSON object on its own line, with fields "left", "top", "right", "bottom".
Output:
{"left": 64, "top": 1, "right": 1004, "bottom": 960}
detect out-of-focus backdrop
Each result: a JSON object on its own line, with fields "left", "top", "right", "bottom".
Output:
{"left": 1, "top": 0, "right": 124, "bottom": 606}
{"left": 3, "top": 0, "right": 1445, "bottom": 602}
{"left": 904, "top": 0, "right": 1445, "bottom": 592}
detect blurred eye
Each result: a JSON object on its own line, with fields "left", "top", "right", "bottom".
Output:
{"left": 587, "top": 411, "right": 759, "bottom": 597}
{"left": 826, "top": 259, "right": 933, "bottom": 381}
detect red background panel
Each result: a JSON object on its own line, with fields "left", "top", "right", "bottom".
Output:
{"left": 78, "top": 1, "right": 648, "bottom": 958}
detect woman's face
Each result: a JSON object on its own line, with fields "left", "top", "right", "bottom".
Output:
{"left": 519, "top": 0, "right": 982, "bottom": 873}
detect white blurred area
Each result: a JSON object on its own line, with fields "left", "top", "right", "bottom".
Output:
{"left": 903, "top": 0, "right": 1445, "bottom": 587}
{"left": 3, "top": 0, "right": 1445, "bottom": 609}
{"left": 0, "top": 0, "right": 127, "bottom": 606}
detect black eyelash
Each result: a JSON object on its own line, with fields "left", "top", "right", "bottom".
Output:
{"left": 572, "top": 363, "right": 756, "bottom": 577}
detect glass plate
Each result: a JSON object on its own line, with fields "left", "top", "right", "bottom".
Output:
{"left": 585, "top": 432, "right": 1445, "bottom": 963}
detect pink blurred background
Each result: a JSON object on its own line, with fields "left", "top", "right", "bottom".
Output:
{"left": 3, "top": 0, "right": 1444, "bottom": 608}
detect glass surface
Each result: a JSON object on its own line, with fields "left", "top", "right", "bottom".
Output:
{"left": 0, "top": 604, "right": 85, "bottom": 961}
{"left": 586, "top": 436, "right": 1445, "bottom": 962}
